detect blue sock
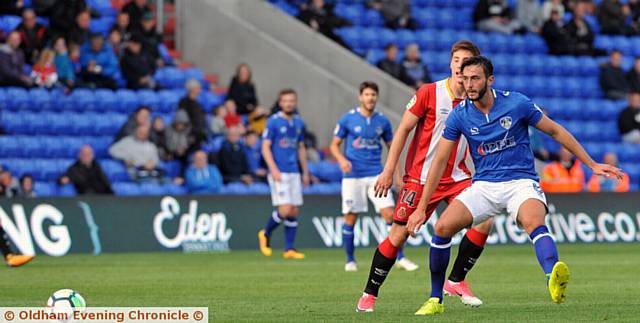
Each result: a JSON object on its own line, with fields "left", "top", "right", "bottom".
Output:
{"left": 264, "top": 210, "right": 282, "bottom": 238}
{"left": 530, "top": 225, "right": 558, "bottom": 281}
{"left": 284, "top": 218, "right": 298, "bottom": 251}
{"left": 386, "top": 221, "right": 405, "bottom": 260}
{"left": 342, "top": 223, "right": 355, "bottom": 262}
{"left": 430, "top": 235, "right": 452, "bottom": 303}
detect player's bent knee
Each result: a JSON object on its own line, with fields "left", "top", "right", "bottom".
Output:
{"left": 434, "top": 220, "right": 454, "bottom": 237}
{"left": 343, "top": 213, "right": 357, "bottom": 226}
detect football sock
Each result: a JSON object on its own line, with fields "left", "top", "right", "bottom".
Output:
{"left": 448, "top": 228, "right": 488, "bottom": 282}
{"left": 342, "top": 223, "right": 355, "bottom": 262}
{"left": 0, "top": 226, "right": 11, "bottom": 257}
{"left": 264, "top": 210, "right": 283, "bottom": 238}
{"left": 364, "top": 238, "right": 398, "bottom": 297}
{"left": 530, "top": 225, "right": 558, "bottom": 281}
{"left": 386, "top": 221, "right": 405, "bottom": 260}
{"left": 283, "top": 217, "right": 298, "bottom": 251}
{"left": 430, "top": 235, "right": 452, "bottom": 303}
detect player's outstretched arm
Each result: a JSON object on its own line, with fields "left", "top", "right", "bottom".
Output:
{"left": 374, "top": 111, "right": 420, "bottom": 197}
{"left": 534, "top": 115, "right": 623, "bottom": 179}
{"left": 261, "top": 139, "right": 281, "bottom": 182}
{"left": 330, "top": 137, "right": 352, "bottom": 174}
{"left": 406, "top": 138, "right": 456, "bottom": 237}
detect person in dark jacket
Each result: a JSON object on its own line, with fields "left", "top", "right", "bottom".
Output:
{"left": 49, "top": 0, "right": 87, "bottom": 39}
{"left": 400, "top": 43, "right": 431, "bottom": 89}
{"left": 122, "top": 0, "right": 151, "bottom": 30}
{"left": 15, "top": 9, "right": 48, "bottom": 65}
{"left": 565, "top": 2, "right": 607, "bottom": 56}
{"left": 66, "top": 9, "right": 91, "bottom": 47}
{"left": 297, "top": 0, "right": 350, "bottom": 48}
{"left": 59, "top": 145, "right": 114, "bottom": 194}
{"left": 597, "top": 0, "right": 630, "bottom": 35}
{"left": 618, "top": 92, "right": 640, "bottom": 143}
{"left": 217, "top": 126, "right": 253, "bottom": 184}
{"left": 227, "top": 63, "right": 259, "bottom": 115}
{"left": 178, "top": 79, "right": 207, "bottom": 145}
{"left": 131, "top": 12, "right": 163, "bottom": 69}
{"left": 120, "top": 35, "right": 156, "bottom": 89}
{"left": 0, "top": 0, "right": 25, "bottom": 15}
{"left": 627, "top": 56, "right": 640, "bottom": 93}
{"left": 600, "top": 50, "right": 630, "bottom": 100}
{"left": 542, "top": 10, "right": 573, "bottom": 55}
{"left": 376, "top": 43, "right": 402, "bottom": 79}
{"left": 110, "top": 12, "right": 132, "bottom": 43}
{"left": 0, "top": 31, "right": 32, "bottom": 87}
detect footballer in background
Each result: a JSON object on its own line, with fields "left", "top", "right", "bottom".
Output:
{"left": 357, "top": 40, "right": 493, "bottom": 313}
{"left": 258, "top": 89, "right": 310, "bottom": 259}
{"left": 330, "top": 81, "right": 419, "bottom": 273}
{"left": 1, "top": 223, "right": 33, "bottom": 267}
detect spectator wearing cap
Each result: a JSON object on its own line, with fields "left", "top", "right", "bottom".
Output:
{"left": 377, "top": 44, "right": 402, "bottom": 80}
{"left": 15, "top": 8, "right": 48, "bottom": 65}
{"left": 227, "top": 63, "right": 259, "bottom": 115}
{"left": 123, "top": 0, "right": 152, "bottom": 30}
{"left": 18, "top": 174, "right": 35, "bottom": 198}
{"left": 121, "top": 34, "right": 156, "bottom": 90}
{"left": 131, "top": 12, "right": 164, "bottom": 69}
{"left": 178, "top": 79, "right": 207, "bottom": 145}
{"left": 186, "top": 150, "right": 223, "bottom": 194}
{"left": 0, "top": 31, "right": 33, "bottom": 88}
{"left": 80, "top": 32, "right": 119, "bottom": 89}
{"left": 600, "top": 50, "right": 630, "bottom": 100}
{"left": 66, "top": 10, "right": 91, "bottom": 47}
{"left": 59, "top": 145, "right": 114, "bottom": 195}
{"left": 618, "top": 92, "right": 640, "bottom": 143}
{"left": 109, "top": 124, "right": 163, "bottom": 181}
{"left": 587, "top": 152, "right": 629, "bottom": 192}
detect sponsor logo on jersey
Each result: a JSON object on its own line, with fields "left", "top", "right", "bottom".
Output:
{"left": 352, "top": 137, "right": 381, "bottom": 150}
{"left": 405, "top": 95, "right": 417, "bottom": 110}
{"left": 278, "top": 137, "right": 298, "bottom": 148}
{"left": 500, "top": 116, "right": 512, "bottom": 130}
{"left": 470, "top": 127, "right": 479, "bottom": 135}
{"left": 477, "top": 136, "right": 516, "bottom": 156}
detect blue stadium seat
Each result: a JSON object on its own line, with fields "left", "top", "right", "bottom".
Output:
{"left": 113, "top": 182, "right": 140, "bottom": 196}
{"left": 182, "top": 68, "right": 205, "bottom": 83}
{"left": 155, "top": 67, "right": 186, "bottom": 89}
{"left": 94, "top": 89, "right": 118, "bottom": 111}
{"left": 360, "top": 28, "right": 379, "bottom": 49}
{"left": 28, "top": 88, "right": 52, "bottom": 111}
{"left": 224, "top": 182, "right": 251, "bottom": 195}
{"left": 248, "top": 182, "right": 270, "bottom": 194}
{"left": 139, "top": 182, "right": 166, "bottom": 195}
{"left": 5, "top": 87, "right": 29, "bottom": 111}
{"left": 163, "top": 183, "right": 187, "bottom": 195}
{"left": 0, "top": 136, "right": 20, "bottom": 157}
{"left": 362, "top": 9, "right": 383, "bottom": 27}
{"left": 34, "top": 182, "right": 56, "bottom": 197}
{"left": 137, "top": 90, "right": 161, "bottom": 111}
{"left": 58, "top": 184, "right": 77, "bottom": 196}
{"left": 115, "top": 89, "right": 140, "bottom": 112}
{"left": 395, "top": 29, "right": 416, "bottom": 48}
{"left": 157, "top": 90, "right": 182, "bottom": 113}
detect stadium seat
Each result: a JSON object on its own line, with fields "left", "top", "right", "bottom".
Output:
{"left": 99, "top": 159, "right": 130, "bottom": 182}
{"left": 34, "top": 181, "right": 57, "bottom": 197}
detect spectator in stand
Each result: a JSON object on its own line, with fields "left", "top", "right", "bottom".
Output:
{"left": 110, "top": 12, "right": 132, "bottom": 43}
{"left": 18, "top": 174, "right": 35, "bottom": 198}
{"left": 120, "top": 35, "right": 156, "bottom": 90}
{"left": 131, "top": 12, "right": 164, "bottom": 70}
{"left": 53, "top": 37, "right": 75, "bottom": 89}
{"left": 15, "top": 8, "right": 47, "bottom": 65}
{"left": 297, "top": 0, "right": 350, "bottom": 48}
{"left": 80, "top": 33, "right": 119, "bottom": 90}
{"left": 223, "top": 99, "right": 242, "bottom": 128}
{"left": 473, "top": 0, "right": 524, "bottom": 34}
{"left": 31, "top": 49, "right": 58, "bottom": 88}
{"left": 627, "top": 56, "right": 640, "bottom": 93}
{"left": 618, "top": 91, "right": 640, "bottom": 143}
{"left": 517, "top": 0, "right": 544, "bottom": 33}
{"left": 304, "top": 128, "right": 321, "bottom": 163}
{"left": 108, "top": 29, "right": 125, "bottom": 59}
{"left": 376, "top": 43, "right": 402, "bottom": 80}
{"left": 178, "top": 79, "right": 207, "bottom": 145}
{"left": 400, "top": 43, "right": 431, "bottom": 89}
{"left": 542, "top": 0, "right": 565, "bottom": 21}
{"left": 227, "top": 63, "right": 259, "bottom": 115}
{"left": 59, "top": 145, "right": 114, "bottom": 195}
{"left": 186, "top": 150, "right": 223, "bottom": 194}
{"left": 0, "top": 0, "right": 25, "bottom": 15}
{"left": 69, "top": 43, "right": 82, "bottom": 75}
{"left": 368, "top": 0, "right": 416, "bottom": 30}
{"left": 566, "top": 2, "right": 606, "bottom": 56}
{"left": 67, "top": 10, "right": 91, "bottom": 48}
{"left": 0, "top": 31, "right": 32, "bottom": 88}
{"left": 209, "top": 105, "right": 227, "bottom": 138}
{"left": 597, "top": 0, "right": 631, "bottom": 35}
{"left": 151, "top": 116, "right": 170, "bottom": 160}
{"left": 166, "top": 110, "right": 196, "bottom": 171}
{"left": 600, "top": 50, "right": 630, "bottom": 100}
{"left": 114, "top": 106, "right": 151, "bottom": 142}
{"left": 217, "top": 126, "right": 252, "bottom": 184}
{"left": 109, "top": 124, "right": 163, "bottom": 181}
{"left": 49, "top": 0, "right": 87, "bottom": 40}
{"left": 540, "top": 147, "right": 585, "bottom": 192}
{"left": 587, "top": 152, "right": 629, "bottom": 192}
{"left": 0, "top": 170, "right": 20, "bottom": 198}
{"left": 244, "top": 130, "right": 268, "bottom": 183}
{"left": 631, "top": 0, "right": 640, "bottom": 33}
{"left": 122, "top": 0, "right": 152, "bottom": 30}
{"left": 542, "top": 9, "right": 573, "bottom": 55}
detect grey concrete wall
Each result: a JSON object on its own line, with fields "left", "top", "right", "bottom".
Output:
{"left": 176, "top": 0, "right": 414, "bottom": 147}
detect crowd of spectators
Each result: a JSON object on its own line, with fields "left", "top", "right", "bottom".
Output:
{"left": 0, "top": 0, "right": 166, "bottom": 91}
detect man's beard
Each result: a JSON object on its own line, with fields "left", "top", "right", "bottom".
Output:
{"left": 468, "top": 81, "right": 488, "bottom": 102}
{"left": 283, "top": 109, "right": 295, "bottom": 116}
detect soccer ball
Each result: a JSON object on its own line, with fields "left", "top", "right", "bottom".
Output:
{"left": 46, "top": 289, "right": 86, "bottom": 322}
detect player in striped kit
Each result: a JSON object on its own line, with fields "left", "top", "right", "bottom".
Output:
{"left": 356, "top": 40, "right": 492, "bottom": 312}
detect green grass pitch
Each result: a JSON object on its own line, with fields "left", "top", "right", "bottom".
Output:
{"left": 1, "top": 244, "right": 638, "bottom": 322}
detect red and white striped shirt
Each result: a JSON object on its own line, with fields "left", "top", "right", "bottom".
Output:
{"left": 403, "top": 78, "right": 472, "bottom": 185}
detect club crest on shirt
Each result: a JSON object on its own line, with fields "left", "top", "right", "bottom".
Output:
{"left": 405, "top": 95, "right": 417, "bottom": 110}
{"left": 500, "top": 116, "right": 512, "bottom": 130}
{"left": 375, "top": 127, "right": 383, "bottom": 135}
{"left": 280, "top": 126, "right": 287, "bottom": 133}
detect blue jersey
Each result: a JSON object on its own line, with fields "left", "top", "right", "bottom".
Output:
{"left": 334, "top": 108, "right": 393, "bottom": 178}
{"left": 262, "top": 112, "right": 305, "bottom": 173}
{"left": 442, "top": 89, "right": 543, "bottom": 182}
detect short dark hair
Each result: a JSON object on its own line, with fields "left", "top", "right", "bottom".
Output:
{"left": 20, "top": 174, "right": 32, "bottom": 184}
{"left": 451, "top": 40, "right": 481, "bottom": 57}
{"left": 278, "top": 88, "right": 297, "bottom": 98}
{"left": 460, "top": 55, "right": 493, "bottom": 77}
{"left": 359, "top": 81, "right": 379, "bottom": 94}
{"left": 384, "top": 43, "right": 397, "bottom": 51}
